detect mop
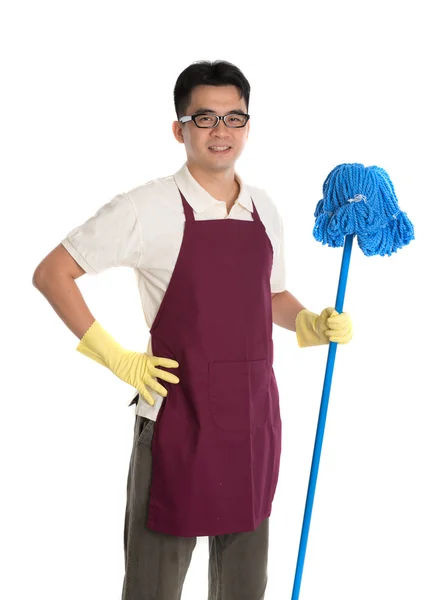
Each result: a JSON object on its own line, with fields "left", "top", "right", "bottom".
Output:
{"left": 291, "top": 163, "right": 415, "bottom": 599}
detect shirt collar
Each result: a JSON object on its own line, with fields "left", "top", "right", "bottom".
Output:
{"left": 173, "top": 163, "right": 253, "bottom": 213}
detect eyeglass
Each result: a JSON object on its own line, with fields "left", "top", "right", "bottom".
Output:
{"left": 179, "top": 113, "right": 250, "bottom": 128}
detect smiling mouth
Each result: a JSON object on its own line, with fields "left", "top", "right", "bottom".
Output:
{"left": 208, "top": 146, "right": 232, "bottom": 152}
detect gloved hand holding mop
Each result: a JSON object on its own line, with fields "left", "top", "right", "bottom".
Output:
{"left": 296, "top": 307, "right": 353, "bottom": 347}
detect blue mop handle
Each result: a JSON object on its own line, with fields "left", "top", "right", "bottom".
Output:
{"left": 291, "top": 234, "right": 354, "bottom": 600}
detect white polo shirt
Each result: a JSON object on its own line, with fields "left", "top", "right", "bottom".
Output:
{"left": 62, "top": 163, "right": 286, "bottom": 419}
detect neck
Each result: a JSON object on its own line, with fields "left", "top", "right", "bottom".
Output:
{"left": 186, "top": 162, "right": 240, "bottom": 207}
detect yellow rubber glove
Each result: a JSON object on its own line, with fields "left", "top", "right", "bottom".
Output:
{"left": 76, "top": 320, "right": 180, "bottom": 405}
{"left": 296, "top": 307, "right": 353, "bottom": 348}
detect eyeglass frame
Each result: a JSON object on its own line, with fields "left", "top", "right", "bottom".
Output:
{"left": 178, "top": 112, "right": 251, "bottom": 128}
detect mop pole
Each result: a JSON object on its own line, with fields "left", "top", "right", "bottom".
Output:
{"left": 291, "top": 234, "right": 353, "bottom": 600}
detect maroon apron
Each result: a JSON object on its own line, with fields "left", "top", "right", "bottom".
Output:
{"left": 146, "top": 187, "right": 282, "bottom": 537}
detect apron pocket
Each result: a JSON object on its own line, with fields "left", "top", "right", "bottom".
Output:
{"left": 209, "top": 359, "right": 270, "bottom": 432}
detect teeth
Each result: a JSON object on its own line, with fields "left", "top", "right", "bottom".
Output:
{"left": 209, "top": 146, "right": 230, "bottom": 151}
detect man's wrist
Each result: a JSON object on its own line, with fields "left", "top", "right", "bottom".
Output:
{"left": 77, "top": 320, "right": 122, "bottom": 364}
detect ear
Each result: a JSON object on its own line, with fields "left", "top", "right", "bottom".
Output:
{"left": 172, "top": 120, "right": 184, "bottom": 144}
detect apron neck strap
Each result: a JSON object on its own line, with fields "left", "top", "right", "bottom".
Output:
{"left": 178, "top": 189, "right": 195, "bottom": 221}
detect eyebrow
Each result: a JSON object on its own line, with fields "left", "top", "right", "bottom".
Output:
{"left": 192, "top": 107, "right": 247, "bottom": 115}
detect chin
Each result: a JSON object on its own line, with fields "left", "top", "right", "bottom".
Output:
{"left": 207, "top": 151, "right": 237, "bottom": 165}
{"left": 207, "top": 160, "right": 235, "bottom": 171}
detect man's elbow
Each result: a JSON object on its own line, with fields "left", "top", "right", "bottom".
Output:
{"left": 32, "top": 243, "right": 86, "bottom": 287}
{"left": 32, "top": 266, "right": 47, "bottom": 288}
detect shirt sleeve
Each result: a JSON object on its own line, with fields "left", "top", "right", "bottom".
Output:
{"left": 61, "top": 192, "right": 141, "bottom": 275}
{"left": 270, "top": 208, "right": 287, "bottom": 293}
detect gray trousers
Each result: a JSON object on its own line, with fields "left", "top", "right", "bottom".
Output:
{"left": 121, "top": 415, "right": 269, "bottom": 600}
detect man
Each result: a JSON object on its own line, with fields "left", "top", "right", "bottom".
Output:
{"left": 32, "top": 60, "right": 352, "bottom": 600}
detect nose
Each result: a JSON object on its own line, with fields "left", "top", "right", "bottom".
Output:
{"left": 211, "top": 120, "right": 230, "bottom": 137}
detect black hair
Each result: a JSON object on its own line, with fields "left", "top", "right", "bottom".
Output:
{"left": 173, "top": 60, "right": 251, "bottom": 120}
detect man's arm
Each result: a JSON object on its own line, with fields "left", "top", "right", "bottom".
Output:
{"left": 32, "top": 243, "right": 95, "bottom": 340}
{"left": 271, "top": 291, "right": 305, "bottom": 331}
{"left": 32, "top": 243, "right": 180, "bottom": 404}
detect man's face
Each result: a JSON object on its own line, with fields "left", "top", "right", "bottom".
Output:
{"left": 173, "top": 84, "right": 250, "bottom": 173}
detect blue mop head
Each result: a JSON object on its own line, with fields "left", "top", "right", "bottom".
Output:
{"left": 313, "top": 163, "right": 415, "bottom": 256}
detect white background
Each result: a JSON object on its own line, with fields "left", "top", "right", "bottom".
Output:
{"left": 2, "top": 0, "right": 430, "bottom": 598}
